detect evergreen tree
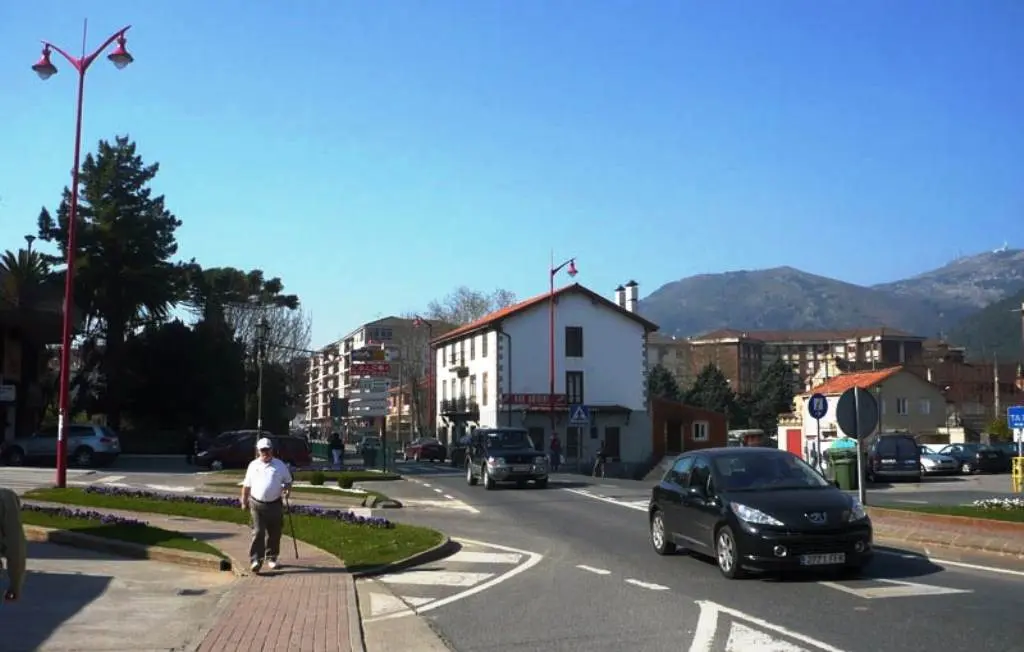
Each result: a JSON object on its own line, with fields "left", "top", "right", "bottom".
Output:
{"left": 647, "top": 363, "right": 682, "bottom": 402}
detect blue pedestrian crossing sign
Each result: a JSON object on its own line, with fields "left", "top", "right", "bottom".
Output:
{"left": 807, "top": 393, "right": 828, "bottom": 420}
{"left": 569, "top": 404, "right": 590, "bottom": 425}
{"left": 1008, "top": 406, "right": 1024, "bottom": 429}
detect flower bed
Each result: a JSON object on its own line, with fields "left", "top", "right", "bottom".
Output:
{"left": 22, "top": 503, "right": 148, "bottom": 527}
{"left": 82, "top": 486, "right": 393, "bottom": 527}
{"left": 971, "top": 497, "right": 1024, "bottom": 511}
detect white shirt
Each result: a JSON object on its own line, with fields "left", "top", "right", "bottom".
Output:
{"left": 243, "top": 457, "right": 293, "bottom": 502}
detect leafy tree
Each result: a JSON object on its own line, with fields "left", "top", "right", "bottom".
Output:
{"left": 684, "top": 363, "right": 736, "bottom": 415}
{"left": 647, "top": 363, "right": 682, "bottom": 402}
{"left": 425, "top": 286, "right": 517, "bottom": 325}
{"left": 37, "top": 136, "right": 184, "bottom": 430}
{"left": 744, "top": 359, "right": 797, "bottom": 437}
{"left": 987, "top": 417, "right": 1012, "bottom": 442}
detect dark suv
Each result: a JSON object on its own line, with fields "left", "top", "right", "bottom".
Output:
{"left": 864, "top": 433, "right": 921, "bottom": 482}
{"left": 465, "top": 427, "right": 549, "bottom": 489}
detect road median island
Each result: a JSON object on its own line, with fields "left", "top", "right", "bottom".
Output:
{"left": 869, "top": 498, "right": 1024, "bottom": 559}
{"left": 25, "top": 485, "right": 442, "bottom": 569}
{"left": 20, "top": 504, "right": 230, "bottom": 571}
{"left": 200, "top": 479, "right": 397, "bottom": 508}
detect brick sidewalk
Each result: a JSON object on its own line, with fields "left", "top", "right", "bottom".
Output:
{"left": 26, "top": 501, "right": 363, "bottom": 652}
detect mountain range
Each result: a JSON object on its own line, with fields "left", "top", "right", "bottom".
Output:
{"left": 639, "top": 248, "right": 1024, "bottom": 357}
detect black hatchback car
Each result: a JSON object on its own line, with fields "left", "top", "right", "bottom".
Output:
{"left": 649, "top": 447, "right": 873, "bottom": 579}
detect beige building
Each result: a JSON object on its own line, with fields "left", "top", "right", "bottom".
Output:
{"left": 647, "top": 333, "right": 695, "bottom": 389}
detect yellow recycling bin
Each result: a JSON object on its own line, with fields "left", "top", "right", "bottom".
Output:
{"left": 1013, "top": 457, "right": 1023, "bottom": 494}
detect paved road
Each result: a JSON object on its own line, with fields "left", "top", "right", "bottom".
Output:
{"left": 6, "top": 542, "right": 234, "bottom": 652}
{"left": 387, "top": 462, "right": 1024, "bottom": 652}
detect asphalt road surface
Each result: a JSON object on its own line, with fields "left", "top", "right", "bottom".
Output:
{"left": 388, "top": 461, "right": 1024, "bottom": 652}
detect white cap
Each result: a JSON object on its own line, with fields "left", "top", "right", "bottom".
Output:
{"left": 256, "top": 437, "right": 274, "bottom": 451}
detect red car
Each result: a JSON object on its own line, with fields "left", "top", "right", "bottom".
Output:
{"left": 404, "top": 438, "right": 447, "bottom": 463}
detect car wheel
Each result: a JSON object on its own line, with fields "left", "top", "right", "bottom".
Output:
{"left": 73, "top": 447, "right": 94, "bottom": 467}
{"left": 403, "top": 454, "right": 409, "bottom": 461}
{"left": 483, "top": 465, "right": 496, "bottom": 490}
{"left": 466, "top": 462, "right": 478, "bottom": 486}
{"left": 715, "top": 525, "right": 745, "bottom": 579}
{"left": 5, "top": 447, "right": 25, "bottom": 466}
{"left": 211, "top": 460, "right": 224, "bottom": 471}
{"left": 650, "top": 509, "right": 677, "bottom": 556}
{"left": 535, "top": 478, "right": 548, "bottom": 489}
{"left": 961, "top": 462, "right": 973, "bottom": 474}
{"left": 414, "top": 452, "right": 421, "bottom": 462}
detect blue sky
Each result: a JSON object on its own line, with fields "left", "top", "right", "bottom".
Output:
{"left": 2, "top": 1, "right": 1021, "bottom": 346}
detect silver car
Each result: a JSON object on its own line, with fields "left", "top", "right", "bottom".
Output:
{"left": 918, "top": 446, "right": 957, "bottom": 475}
{"left": 2, "top": 424, "right": 121, "bottom": 468}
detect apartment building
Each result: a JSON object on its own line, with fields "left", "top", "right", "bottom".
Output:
{"left": 922, "top": 339, "right": 1024, "bottom": 430}
{"left": 429, "top": 282, "right": 659, "bottom": 465}
{"left": 647, "top": 332, "right": 695, "bottom": 389}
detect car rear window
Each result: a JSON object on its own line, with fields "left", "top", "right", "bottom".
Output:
{"left": 877, "top": 437, "right": 918, "bottom": 458}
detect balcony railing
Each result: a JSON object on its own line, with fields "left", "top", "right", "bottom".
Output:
{"left": 440, "top": 397, "right": 479, "bottom": 417}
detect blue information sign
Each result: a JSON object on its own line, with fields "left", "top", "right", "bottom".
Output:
{"left": 807, "top": 393, "right": 828, "bottom": 420}
{"left": 1008, "top": 406, "right": 1024, "bottom": 430}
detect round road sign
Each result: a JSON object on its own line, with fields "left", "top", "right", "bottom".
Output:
{"left": 807, "top": 393, "right": 828, "bottom": 420}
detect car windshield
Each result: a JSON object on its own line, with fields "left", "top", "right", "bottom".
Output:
{"left": 714, "top": 453, "right": 830, "bottom": 491}
{"left": 486, "top": 431, "right": 531, "bottom": 449}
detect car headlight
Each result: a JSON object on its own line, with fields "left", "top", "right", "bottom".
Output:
{"left": 487, "top": 456, "right": 505, "bottom": 466}
{"left": 730, "top": 503, "right": 784, "bottom": 527}
{"left": 848, "top": 497, "right": 868, "bottom": 521}
{"left": 533, "top": 456, "right": 547, "bottom": 465}
{"left": 921, "top": 458, "right": 936, "bottom": 467}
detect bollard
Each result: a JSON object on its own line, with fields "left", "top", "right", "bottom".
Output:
{"left": 1012, "top": 457, "right": 1023, "bottom": 494}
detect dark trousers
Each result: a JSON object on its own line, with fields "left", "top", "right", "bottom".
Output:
{"left": 249, "top": 498, "right": 284, "bottom": 562}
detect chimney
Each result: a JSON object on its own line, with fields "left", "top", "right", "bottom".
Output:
{"left": 624, "top": 280, "right": 639, "bottom": 313}
{"left": 614, "top": 285, "right": 626, "bottom": 308}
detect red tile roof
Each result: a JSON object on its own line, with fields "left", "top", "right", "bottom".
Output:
{"left": 694, "top": 328, "right": 921, "bottom": 342}
{"left": 430, "top": 283, "right": 659, "bottom": 346}
{"left": 806, "top": 366, "right": 903, "bottom": 396}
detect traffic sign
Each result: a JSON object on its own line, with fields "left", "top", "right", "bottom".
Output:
{"left": 835, "top": 387, "right": 878, "bottom": 439}
{"left": 1008, "top": 406, "right": 1024, "bottom": 430}
{"left": 569, "top": 404, "right": 590, "bottom": 425}
{"left": 807, "top": 393, "right": 828, "bottom": 420}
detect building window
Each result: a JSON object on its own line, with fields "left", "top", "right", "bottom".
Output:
{"left": 482, "top": 372, "right": 489, "bottom": 406}
{"left": 469, "top": 375, "right": 477, "bottom": 401}
{"left": 692, "top": 421, "right": 709, "bottom": 442}
{"left": 566, "top": 371, "right": 584, "bottom": 404}
{"left": 565, "top": 326, "right": 584, "bottom": 358}
{"left": 482, "top": 333, "right": 488, "bottom": 358}
{"left": 918, "top": 399, "right": 930, "bottom": 415}
{"left": 459, "top": 340, "right": 465, "bottom": 363}
{"left": 604, "top": 427, "right": 621, "bottom": 460}
{"left": 441, "top": 380, "right": 447, "bottom": 400}
{"left": 459, "top": 377, "right": 466, "bottom": 398}
{"left": 470, "top": 337, "right": 476, "bottom": 360}
{"left": 896, "top": 398, "right": 909, "bottom": 416}
{"left": 441, "top": 346, "right": 447, "bottom": 367}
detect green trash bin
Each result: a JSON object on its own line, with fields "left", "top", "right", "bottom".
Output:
{"left": 827, "top": 448, "right": 859, "bottom": 490}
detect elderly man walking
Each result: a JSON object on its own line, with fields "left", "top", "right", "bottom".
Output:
{"left": 1, "top": 487, "right": 26, "bottom": 603}
{"left": 240, "top": 438, "right": 293, "bottom": 573}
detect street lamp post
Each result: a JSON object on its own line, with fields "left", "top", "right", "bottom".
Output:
{"left": 31, "top": 23, "right": 134, "bottom": 488}
{"left": 549, "top": 256, "right": 578, "bottom": 448}
{"left": 256, "top": 318, "right": 270, "bottom": 432}
{"left": 412, "top": 316, "right": 434, "bottom": 436}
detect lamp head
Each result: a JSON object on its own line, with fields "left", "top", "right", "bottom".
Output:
{"left": 107, "top": 36, "right": 134, "bottom": 69}
{"left": 567, "top": 259, "right": 578, "bottom": 277}
{"left": 32, "top": 47, "right": 57, "bottom": 80}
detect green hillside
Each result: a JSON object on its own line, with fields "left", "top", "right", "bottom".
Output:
{"left": 948, "top": 288, "right": 1024, "bottom": 362}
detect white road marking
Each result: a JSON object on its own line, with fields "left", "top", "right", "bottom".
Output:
{"left": 378, "top": 571, "right": 494, "bottom": 587}
{"left": 433, "top": 488, "right": 443, "bottom": 493}
{"left": 563, "top": 487, "right": 648, "bottom": 512}
{"left": 875, "top": 548, "right": 1024, "bottom": 578}
{"left": 892, "top": 499, "right": 928, "bottom": 504}
{"left": 576, "top": 564, "right": 611, "bottom": 576}
{"left": 448, "top": 551, "right": 522, "bottom": 564}
{"left": 689, "top": 600, "right": 847, "bottom": 652}
{"left": 624, "top": 578, "right": 669, "bottom": 591}
{"left": 443, "top": 494, "right": 456, "bottom": 500}
{"left": 401, "top": 499, "right": 481, "bottom": 514}
{"left": 818, "top": 578, "right": 972, "bottom": 599}
{"left": 145, "top": 484, "right": 196, "bottom": 493}
{"left": 364, "top": 538, "right": 545, "bottom": 623}
{"left": 97, "top": 475, "right": 126, "bottom": 484}
{"left": 421, "top": 483, "right": 432, "bottom": 487}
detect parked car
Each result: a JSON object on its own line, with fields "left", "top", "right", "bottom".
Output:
{"left": 649, "top": 447, "right": 873, "bottom": 579}
{"left": 992, "top": 441, "right": 1022, "bottom": 459}
{"left": 403, "top": 438, "right": 446, "bottom": 462}
{"left": 864, "top": 432, "right": 922, "bottom": 482}
{"left": 449, "top": 434, "right": 472, "bottom": 468}
{"left": 937, "top": 443, "right": 1012, "bottom": 474}
{"left": 358, "top": 436, "right": 382, "bottom": 453}
{"left": 194, "top": 430, "right": 309, "bottom": 470}
{"left": 465, "top": 427, "right": 548, "bottom": 489}
{"left": 1, "top": 424, "right": 121, "bottom": 468}
{"left": 918, "top": 446, "right": 958, "bottom": 475}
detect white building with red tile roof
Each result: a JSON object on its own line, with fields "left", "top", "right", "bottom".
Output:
{"left": 429, "top": 282, "right": 659, "bottom": 467}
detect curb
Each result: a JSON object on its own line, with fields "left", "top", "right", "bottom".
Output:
{"left": 869, "top": 507, "right": 1024, "bottom": 559}
{"left": 364, "top": 495, "right": 403, "bottom": 509}
{"left": 24, "top": 525, "right": 233, "bottom": 573}
{"left": 351, "top": 536, "right": 459, "bottom": 579}
{"left": 875, "top": 535, "right": 1024, "bottom": 565}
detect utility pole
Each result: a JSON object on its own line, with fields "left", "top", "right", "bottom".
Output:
{"left": 990, "top": 354, "right": 1000, "bottom": 446}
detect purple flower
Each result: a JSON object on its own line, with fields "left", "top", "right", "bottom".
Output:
{"left": 22, "top": 503, "right": 148, "bottom": 527}
{"left": 81, "top": 486, "right": 394, "bottom": 528}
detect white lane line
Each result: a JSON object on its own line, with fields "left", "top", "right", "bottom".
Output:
{"left": 365, "top": 538, "right": 545, "bottom": 623}
{"left": 433, "top": 488, "right": 443, "bottom": 493}
{"left": 449, "top": 551, "right": 522, "bottom": 564}
{"left": 97, "top": 475, "right": 126, "bottom": 484}
{"left": 377, "top": 571, "right": 494, "bottom": 587}
{"left": 420, "top": 483, "right": 431, "bottom": 487}
{"left": 892, "top": 499, "right": 928, "bottom": 504}
{"left": 624, "top": 578, "right": 669, "bottom": 591}
{"left": 563, "top": 487, "right": 648, "bottom": 512}
{"left": 145, "top": 484, "right": 195, "bottom": 493}
{"left": 443, "top": 494, "right": 456, "bottom": 500}
{"left": 576, "top": 564, "right": 611, "bottom": 576}
{"left": 875, "top": 548, "right": 1024, "bottom": 578}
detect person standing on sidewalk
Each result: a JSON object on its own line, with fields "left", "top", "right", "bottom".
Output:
{"left": 549, "top": 434, "right": 562, "bottom": 472}
{"left": 240, "top": 438, "right": 292, "bottom": 573}
{"left": 0, "top": 487, "right": 26, "bottom": 603}
{"left": 592, "top": 440, "right": 608, "bottom": 478}
{"left": 328, "top": 432, "right": 344, "bottom": 469}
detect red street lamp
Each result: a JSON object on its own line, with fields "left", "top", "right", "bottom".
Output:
{"left": 31, "top": 23, "right": 134, "bottom": 489}
{"left": 412, "top": 316, "right": 434, "bottom": 436}
{"left": 549, "top": 257, "right": 578, "bottom": 448}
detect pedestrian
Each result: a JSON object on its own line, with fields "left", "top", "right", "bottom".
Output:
{"left": 240, "top": 438, "right": 293, "bottom": 573}
{"left": 0, "top": 487, "right": 26, "bottom": 604}
{"left": 593, "top": 440, "right": 607, "bottom": 478}
{"left": 549, "top": 434, "right": 562, "bottom": 472}
{"left": 328, "top": 432, "right": 344, "bottom": 469}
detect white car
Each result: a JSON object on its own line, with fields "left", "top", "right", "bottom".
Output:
{"left": 918, "top": 446, "right": 958, "bottom": 475}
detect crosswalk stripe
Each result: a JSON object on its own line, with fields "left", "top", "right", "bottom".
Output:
{"left": 378, "top": 571, "right": 494, "bottom": 587}
{"left": 447, "top": 551, "right": 522, "bottom": 564}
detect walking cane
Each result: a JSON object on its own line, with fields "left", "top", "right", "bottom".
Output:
{"left": 284, "top": 493, "right": 299, "bottom": 559}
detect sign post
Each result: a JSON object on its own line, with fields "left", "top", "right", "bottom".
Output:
{"left": 807, "top": 393, "right": 828, "bottom": 472}
{"left": 835, "top": 387, "right": 879, "bottom": 506}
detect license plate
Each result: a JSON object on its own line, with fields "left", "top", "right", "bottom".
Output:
{"left": 881, "top": 458, "right": 896, "bottom": 464}
{"left": 512, "top": 465, "right": 529, "bottom": 472}
{"left": 799, "top": 553, "right": 846, "bottom": 566}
